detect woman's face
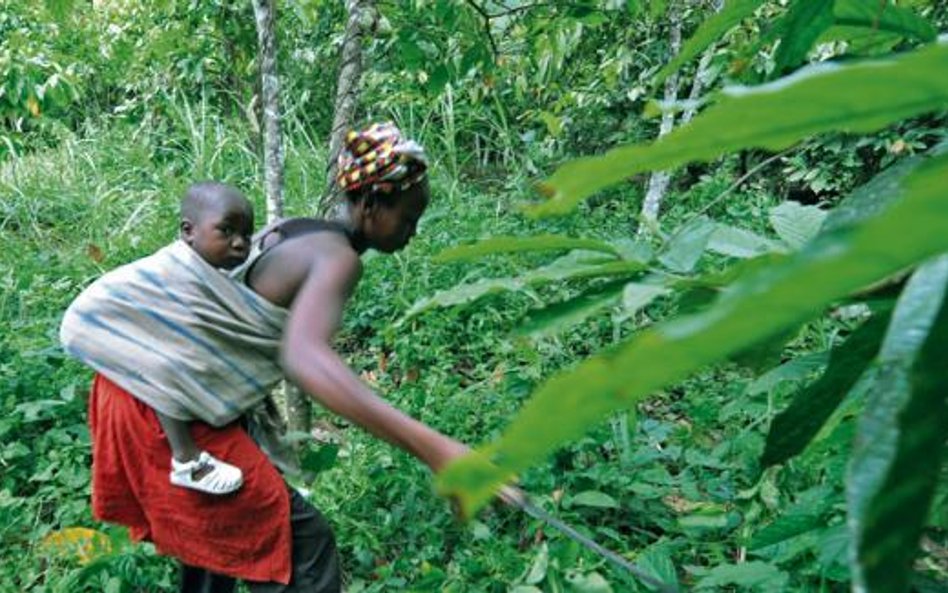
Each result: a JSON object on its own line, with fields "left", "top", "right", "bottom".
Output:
{"left": 364, "top": 182, "right": 430, "bottom": 253}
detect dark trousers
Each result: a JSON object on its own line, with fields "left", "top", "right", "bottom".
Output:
{"left": 179, "top": 487, "right": 341, "bottom": 593}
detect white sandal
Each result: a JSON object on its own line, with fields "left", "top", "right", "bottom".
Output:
{"left": 170, "top": 451, "right": 243, "bottom": 495}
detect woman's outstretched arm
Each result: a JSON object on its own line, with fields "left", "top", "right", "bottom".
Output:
{"left": 278, "top": 245, "right": 469, "bottom": 473}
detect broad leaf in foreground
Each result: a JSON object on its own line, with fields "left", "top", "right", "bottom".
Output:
{"left": 847, "top": 255, "right": 948, "bottom": 593}
{"left": 833, "top": 0, "right": 936, "bottom": 43}
{"left": 438, "top": 152, "right": 948, "bottom": 514}
{"left": 534, "top": 41, "right": 948, "bottom": 215}
{"left": 760, "top": 310, "right": 890, "bottom": 467}
{"left": 771, "top": 0, "right": 835, "bottom": 75}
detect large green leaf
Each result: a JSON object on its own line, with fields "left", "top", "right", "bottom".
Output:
{"left": 398, "top": 251, "right": 645, "bottom": 324}
{"left": 397, "top": 277, "right": 526, "bottom": 324}
{"left": 657, "top": 216, "right": 717, "bottom": 273}
{"left": 773, "top": 0, "right": 836, "bottom": 75}
{"left": 769, "top": 202, "right": 827, "bottom": 249}
{"left": 748, "top": 513, "right": 825, "bottom": 551}
{"left": 438, "top": 152, "right": 948, "bottom": 514}
{"left": 517, "top": 280, "right": 627, "bottom": 337}
{"left": 654, "top": 0, "right": 766, "bottom": 85}
{"left": 695, "top": 561, "right": 789, "bottom": 591}
{"left": 745, "top": 351, "right": 828, "bottom": 396}
{"left": 847, "top": 255, "right": 948, "bottom": 593}
{"left": 434, "top": 235, "right": 619, "bottom": 262}
{"left": 707, "top": 224, "right": 786, "bottom": 258}
{"left": 833, "top": 0, "right": 937, "bottom": 43}
{"left": 534, "top": 41, "right": 948, "bottom": 216}
{"left": 635, "top": 543, "right": 681, "bottom": 592}
{"left": 760, "top": 310, "right": 890, "bottom": 467}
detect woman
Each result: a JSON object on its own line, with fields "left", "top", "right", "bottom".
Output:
{"left": 82, "top": 123, "right": 473, "bottom": 592}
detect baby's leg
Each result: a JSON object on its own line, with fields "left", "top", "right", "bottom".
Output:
{"left": 156, "top": 413, "right": 201, "bottom": 462}
{"left": 156, "top": 412, "right": 243, "bottom": 495}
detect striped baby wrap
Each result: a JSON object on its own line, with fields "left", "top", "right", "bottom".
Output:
{"left": 60, "top": 240, "right": 288, "bottom": 427}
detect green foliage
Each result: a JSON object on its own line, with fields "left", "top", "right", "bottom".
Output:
{"left": 435, "top": 234, "right": 620, "bottom": 262}
{"left": 760, "top": 310, "right": 890, "bottom": 467}
{"left": 832, "top": 0, "right": 937, "bottom": 43}
{"left": 535, "top": 40, "right": 948, "bottom": 215}
{"left": 767, "top": 202, "right": 826, "bottom": 251}
{"left": 443, "top": 147, "right": 948, "bottom": 516}
{"left": 847, "top": 256, "right": 948, "bottom": 593}
{"left": 771, "top": 0, "right": 836, "bottom": 76}
{"left": 5, "top": 1, "right": 948, "bottom": 591}
{"left": 654, "top": 0, "right": 765, "bottom": 84}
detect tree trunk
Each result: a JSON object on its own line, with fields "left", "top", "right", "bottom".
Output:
{"left": 639, "top": 0, "right": 723, "bottom": 235}
{"left": 320, "top": 0, "right": 376, "bottom": 214}
{"left": 680, "top": 0, "right": 723, "bottom": 126}
{"left": 252, "top": 0, "right": 311, "bottom": 434}
{"left": 639, "top": 8, "right": 682, "bottom": 234}
{"left": 251, "top": 0, "right": 285, "bottom": 222}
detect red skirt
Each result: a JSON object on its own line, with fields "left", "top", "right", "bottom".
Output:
{"left": 88, "top": 374, "right": 292, "bottom": 584}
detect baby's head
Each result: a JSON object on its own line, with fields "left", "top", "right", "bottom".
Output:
{"left": 180, "top": 182, "right": 254, "bottom": 270}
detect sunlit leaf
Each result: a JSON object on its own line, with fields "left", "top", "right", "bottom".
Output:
{"left": 658, "top": 216, "right": 716, "bottom": 273}
{"left": 569, "top": 490, "right": 620, "bottom": 509}
{"left": 695, "top": 561, "right": 789, "bottom": 590}
{"left": 398, "top": 277, "right": 525, "bottom": 324}
{"left": 707, "top": 224, "right": 786, "bottom": 258}
{"left": 565, "top": 571, "right": 614, "bottom": 593}
{"left": 435, "top": 235, "right": 619, "bottom": 262}
{"left": 523, "top": 543, "right": 549, "bottom": 584}
{"left": 534, "top": 42, "right": 948, "bottom": 215}
{"left": 399, "top": 251, "right": 645, "bottom": 324}
{"left": 748, "top": 513, "right": 824, "bottom": 550}
{"left": 745, "top": 351, "right": 828, "bottom": 396}
{"left": 634, "top": 543, "right": 680, "bottom": 592}
{"left": 621, "top": 282, "right": 670, "bottom": 317}
{"left": 847, "top": 255, "right": 948, "bottom": 593}
{"left": 42, "top": 527, "right": 112, "bottom": 565}
{"left": 769, "top": 202, "right": 827, "bottom": 249}
{"left": 439, "top": 151, "right": 948, "bottom": 514}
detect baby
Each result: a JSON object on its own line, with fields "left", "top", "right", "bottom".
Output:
{"left": 158, "top": 181, "right": 255, "bottom": 494}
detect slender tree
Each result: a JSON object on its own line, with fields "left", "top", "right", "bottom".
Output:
{"left": 639, "top": 7, "right": 682, "bottom": 234}
{"left": 321, "top": 0, "right": 377, "bottom": 214}
{"left": 639, "top": 0, "right": 723, "bottom": 234}
{"left": 252, "top": 0, "right": 312, "bottom": 434}
{"left": 251, "top": 0, "right": 284, "bottom": 222}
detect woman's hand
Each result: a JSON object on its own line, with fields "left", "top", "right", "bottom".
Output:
{"left": 426, "top": 435, "right": 471, "bottom": 473}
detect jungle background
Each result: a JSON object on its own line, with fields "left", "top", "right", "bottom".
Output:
{"left": 1, "top": 0, "right": 946, "bottom": 591}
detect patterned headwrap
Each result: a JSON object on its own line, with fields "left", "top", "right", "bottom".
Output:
{"left": 336, "top": 122, "right": 428, "bottom": 193}
{"left": 336, "top": 122, "right": 428, "bottom": 195}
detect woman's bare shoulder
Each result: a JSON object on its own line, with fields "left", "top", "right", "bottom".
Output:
{"left": 249, "top": 231, "right": 360, "bottom": 308}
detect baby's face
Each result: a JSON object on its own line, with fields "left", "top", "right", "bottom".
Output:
{"left": 185, "top": 200, "right": 254, "bottom": 269}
